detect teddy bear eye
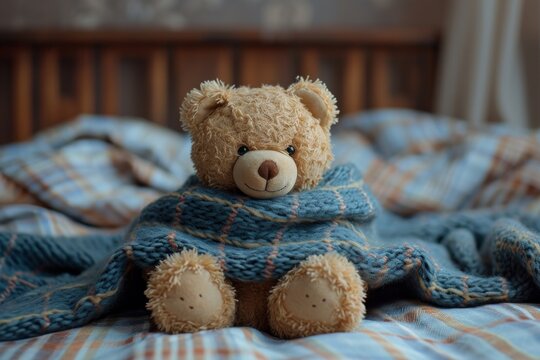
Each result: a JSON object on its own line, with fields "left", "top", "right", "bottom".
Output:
{"left": 237, "top": 145, "right": 249, "bottom": 156}
{"left": 286, "top": 145, "right": 296, "bottom": 156}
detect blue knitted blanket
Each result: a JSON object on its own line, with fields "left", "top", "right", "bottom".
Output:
{"left": 1, "top": 164, "right": 539, "bottom": 341}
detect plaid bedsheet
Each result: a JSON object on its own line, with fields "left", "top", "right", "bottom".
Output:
{"left": 334, "top": 110, "right": 540, "bottom": 214}
{"left": 1, "top": 111, "right": 539, "bottom": 359}
{"left": 1, "top": 301, "right": 539, "bottom": 360}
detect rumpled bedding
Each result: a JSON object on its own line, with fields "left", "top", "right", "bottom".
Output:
{"left": 0, "top": 111, "right": 539, "bottom": 359}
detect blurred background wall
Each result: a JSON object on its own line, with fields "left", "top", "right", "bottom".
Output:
{"left": 1, "top": 0, "right": 538, "bottom": 131}
{"left": 0, "top": 0, "right": 446, "bottom": 31}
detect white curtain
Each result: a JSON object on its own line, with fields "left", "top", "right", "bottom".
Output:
{"left": 436, "top": 0, "right": 539, "bottom": 128}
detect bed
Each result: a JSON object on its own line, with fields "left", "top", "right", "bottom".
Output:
{"left": 1, "top": 30, "right": 539, "bottom": 359}
{"left": 1, "top": 111, "right": 539, "bottom": 359}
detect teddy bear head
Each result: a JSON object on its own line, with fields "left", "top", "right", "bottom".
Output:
{"left": 180, "top": 78, "right": 339, "bottom": 199}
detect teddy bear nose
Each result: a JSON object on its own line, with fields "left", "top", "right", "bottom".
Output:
{"left": 258, "top": 160, "right": 279, "bottom": 180}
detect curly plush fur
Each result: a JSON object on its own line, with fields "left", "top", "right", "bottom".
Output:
{"left": 268, "top": 253, "right": 366, "bottom": 338}
{"left": 145, "top": 78, "right": 366, "bottom": 338}
{"left": 180, "top": 78, "right": 339, "bottom": 191}
{"left": 145, "top": 250, "right": 236, "bottom": 333}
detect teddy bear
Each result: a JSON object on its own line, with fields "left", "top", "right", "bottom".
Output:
{"left": 144, "top": 78, "right": 367, "bottom": 338}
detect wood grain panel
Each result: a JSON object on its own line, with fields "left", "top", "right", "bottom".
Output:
{"left": 174, "top": 47, "right": 233, "bottom": 102}
{"left": 12, "top": 47, "right": 32, "bottom": 141}
{"left": 39, "top": 47, "right": 59, "bottom": 129}
{"left": 342, "top": 49, "right": 365, "bottom": 114}
{"left": 101, "top": 49, "right": 119, "bottom": 115}
{"left": 301, "top": 48, "right": 366, "bottom": 115}
{"left": 240, "top": 48, "right": 296, "bottom": 87}
{"left": 371, "top": 49, "right": 434, "bottom": 110}
{"left": 0, "top": 29, "right": 440, "bottom": 143}
{"left": 39, "top": 47, "right": 94, "bottom": 130}
{"left": 100, "top": 47, "right": 168, "bottom": 124}
{"left": 0, "top": 55, "right": 11, "bottom": 144}
{"left": 78, "top": 48, "right": 94, "bottom": 116}
{"left": 148, "top": 49, "right": 168, "bottom": 125}
{"left": 300, "top": 49, "right": 320, "bottom": 78}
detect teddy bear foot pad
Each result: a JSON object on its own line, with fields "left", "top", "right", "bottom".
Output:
{"left": 145, "top": 250, "right": 236, "bottom": 333}
{"left": 268, "top": 253, "right": 366, "bottom": 338}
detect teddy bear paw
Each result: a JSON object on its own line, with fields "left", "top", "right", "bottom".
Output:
{"left": 268, "top": 253, "right": 366, "bottom": 338}
{"left": 145, "top": 250, "right": 235, "bottom": 333}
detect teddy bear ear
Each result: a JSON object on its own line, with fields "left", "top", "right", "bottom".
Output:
{"left": 288, "top": 77, "right": 339, "bottom": 130}
{"left": 180, "top": 80, "right": 231, "bottom": 131}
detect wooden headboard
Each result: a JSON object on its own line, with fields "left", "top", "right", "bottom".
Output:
{"left": 0, "top": 29, "right": 440, "bottom": 144}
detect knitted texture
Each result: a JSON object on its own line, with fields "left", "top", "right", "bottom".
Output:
{"left": 1, "top": 164, "right": 540, "bottom": 341}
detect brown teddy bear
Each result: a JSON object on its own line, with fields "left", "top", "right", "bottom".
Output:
{"left": 144, "top": 78, "right": 366, "bottom": 338}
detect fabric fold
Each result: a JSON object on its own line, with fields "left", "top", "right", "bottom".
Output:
{"left": 1, "top": 164, "right": 540, "bottom": 340}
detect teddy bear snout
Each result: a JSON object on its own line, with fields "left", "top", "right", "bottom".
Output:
{"left": 233, "top": 150, "right": 297, "bottom": 199}
{"left": 258, "top": 160, "right": 279, "bottom": 180}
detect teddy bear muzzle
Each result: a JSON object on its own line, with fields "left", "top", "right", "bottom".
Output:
{"left": 233, "top": 150, "right": 297, "bottom": 199}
